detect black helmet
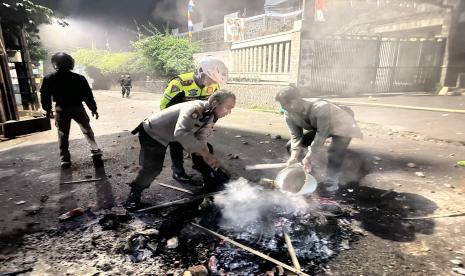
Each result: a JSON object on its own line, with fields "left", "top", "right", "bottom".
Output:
{"left": 51, "top": 52, "right": 75, "bottom": 71}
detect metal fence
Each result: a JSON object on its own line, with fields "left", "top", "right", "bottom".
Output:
{"left": 298, "top": 36, "right": 446, "bottom": 96}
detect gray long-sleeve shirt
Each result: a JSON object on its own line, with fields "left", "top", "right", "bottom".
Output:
{"left": 142, "top": 100, "right": 214, "bottom": 153}
{"left": 285, "top": 99, "right": 363, "bottom": 153}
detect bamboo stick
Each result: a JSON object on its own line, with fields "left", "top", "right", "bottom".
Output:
{"left": 191, "top": 223, "right": 309, "bottom": 276}
{"left": 402, "top": 212, "right": 465, "bottom": 220}
{"left": 60, "top": 178, "right": 102, "bottom": 184}
{"left": 136, "top": 192, "right": 220, "bottom": 213}
{"left": 157, "top": 182, "right": 194, "bottom": 194}
{"left": 282, "top": 228, "right": 302, "bottom": 271}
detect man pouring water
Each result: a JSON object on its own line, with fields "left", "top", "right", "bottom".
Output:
{"left": 275, "top": 85, "right": 363, "bottom": 196}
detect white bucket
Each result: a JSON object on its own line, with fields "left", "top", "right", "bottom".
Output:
{"left": 274, "top": 163, "right": 318, "bottom": 195}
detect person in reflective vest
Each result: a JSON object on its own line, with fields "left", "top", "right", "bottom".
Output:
{"left": 159, "top": 57, "right": 229, "bottom": 184}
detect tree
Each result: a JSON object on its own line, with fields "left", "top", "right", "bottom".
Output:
{"left": 0, "top": 0, "right": 67, "bottom": 61}
{"left": 132, "top": 31, "right": 200, "bottom": 78}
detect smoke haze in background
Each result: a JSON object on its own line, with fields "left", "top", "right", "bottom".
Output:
{"left": 34, "top": 0, "right": 265, "bottom": 53}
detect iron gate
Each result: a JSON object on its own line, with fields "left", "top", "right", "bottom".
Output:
{"left": 298, "top": 36, "right": 446, "bottom": 96}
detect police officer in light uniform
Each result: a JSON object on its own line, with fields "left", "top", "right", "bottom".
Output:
{"left": 125, "top": 91, "right": 236, "bottom": 210}
{"left": 159, "top": 57, "right": 229, "bottom": 184}
{"left": 275, "top": 86, "right": 363, "bottom": 196}
{"left": 40, "top": 52, "right": 103, "bottom": 168}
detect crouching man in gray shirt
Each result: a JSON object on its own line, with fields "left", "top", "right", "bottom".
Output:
{"left": 125, "top": 91, "right": 236, "bottom": 210}
{"left": 275, "top": 86, "right": 363, "bottom": 196}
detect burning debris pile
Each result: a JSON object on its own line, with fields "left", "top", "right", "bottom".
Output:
{"left": 0, "top": 179, "right": 358, "bottom": 275}
{"left": 122, "top": 178, "right": 358, "bottom": 275}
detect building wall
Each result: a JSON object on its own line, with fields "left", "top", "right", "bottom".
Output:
{"left": 223, "top": 82, "right": 286, "bottom": 109}
{"left": 193, "top": 50, "right": 231, "bottom": 70}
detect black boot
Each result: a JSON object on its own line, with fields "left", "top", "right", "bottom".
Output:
{"left": 172, "top": 171, "right": 194, "bottom": 184}
{"left": 61, "top": 160, "right": 72, "bottom": 169}
{"left": 91, "top": 149, "right": 104, "bottom": 168}
{"left": 124, "top": 189, "right": 142, "bottom": 211}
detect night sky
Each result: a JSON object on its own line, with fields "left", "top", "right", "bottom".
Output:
{"left": 33, "top": 0, "right": 265, "bottom": 29}
{"left": 32, "top": 0, "right": 265, "bottom": 51}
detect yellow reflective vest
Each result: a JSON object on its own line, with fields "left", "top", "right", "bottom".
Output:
{"left": 159, "top": 72, "right": 220, "bottom": 110}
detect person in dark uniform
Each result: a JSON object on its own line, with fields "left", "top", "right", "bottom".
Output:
{"left": 41, "top": 52, "right": 102, "bottom": 168}
{"left": 121, "top": 74, "right": 132, "bottom": 98}
{"left": 160, "top": 57, "right": 229, "bottom": 184}
{"left": 125, "top": 91, "right": 236, "bottom": 210}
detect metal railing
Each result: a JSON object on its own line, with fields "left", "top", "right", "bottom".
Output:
{"left": 230, "top": 30, "right": 295, "bottom": 83}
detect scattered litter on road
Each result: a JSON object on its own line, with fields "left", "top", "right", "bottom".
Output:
{"left": 242, "top": 140, "right": 249, "bottom": 145}
{"left": 451, "top": 259, "right": 463, "bottom": 265}
{"left": 227, "top": 153, "right": 240, "bottom": 159}
{"left": 373, "top": 156, "right": 382, "bottom": 161}
{"left": 234, "top": 135, "right": 242, "bottom": 138}
{"left": 58, "top": 208, "right": 84, "bottom": 221}
{"left": 208, "top": 256, "right": 219, "bottom": 274}
{"left": 274, "top": 135, "right": 282, "bottom": 140}
{"left": 40, "top": 195, "right": 49, "bottom": 203}
{"left": 24, "top": 205, "right": 41, "bottom": 216}
{"left": 453, "top": 267, "right": 465, "bottom": 275}
{"left": 15, "top": 200, "right": 26, "bottom": 205}
{"left": 444, "top": 184, "right": 455, "bottom": 189}
{"left": 167, "top": 237, "right": 179, "bottom": 249}
{"left": 414, "top": 172, "right": 425, "bottom": 177}
{"left": 187, "top": 265, "right": 208, "bottom": 276}
{"left": 340, "top": 239, "right": 350, "bottom": 250}
{"left": 407, "top": 163, "right": 417, "bottom": 168}
{"left": 457, "top": 161, "right": 465, "bottom": 167}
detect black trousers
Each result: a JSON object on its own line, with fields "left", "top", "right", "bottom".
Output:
{"left": 122, "top": 86, "right": 131, "bottom": 97}
{"left": 169, "top": 141, "right": 186, "bottom": 174}
{"left": 55, "top": 105, "right": 99, "bottom": 161}
{"left": 286, "top": 131, "right": 351, "bottom": 177}
{"left": 130, "top": 129, "right": 228, "bottom": 192}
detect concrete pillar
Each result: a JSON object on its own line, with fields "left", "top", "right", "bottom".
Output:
{"left": 289, "top": 30, "right": 302, "bottom": 85}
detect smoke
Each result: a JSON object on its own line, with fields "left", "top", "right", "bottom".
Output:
{"left": 149, "top": 0, "right": 265, "bottom": 32}
{"left": 38, "top": 17, "right": 139, "bottom": 54}
{"left": 214, "top": 178, "right": 319, "bottom": 229}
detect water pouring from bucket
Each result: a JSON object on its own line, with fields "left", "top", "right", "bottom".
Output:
{"left": 246, "top": 162, "right": 317, "bottom": 195}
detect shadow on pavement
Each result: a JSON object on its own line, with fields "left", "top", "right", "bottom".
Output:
{"left": 94, "top": 165, "right": 116, "bottom": 209}
{"left": 340, "top": 184, "right": 437, "bottom": 242}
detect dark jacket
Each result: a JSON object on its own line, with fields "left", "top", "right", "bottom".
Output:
{"left": 40, "top": 71, "right": 97, "bottom": 112}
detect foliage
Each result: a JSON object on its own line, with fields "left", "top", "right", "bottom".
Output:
{"left": 0, "top": 0, "right": 67, "bottom": 61}
{"left": 73, "top": 30, "right": 199, "bottom": 78}
{"left": 72, "top": 49, "right": 151, "bottom": 75}
{"left": 132, "top": 30, "right": 200, "bottom": 78}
